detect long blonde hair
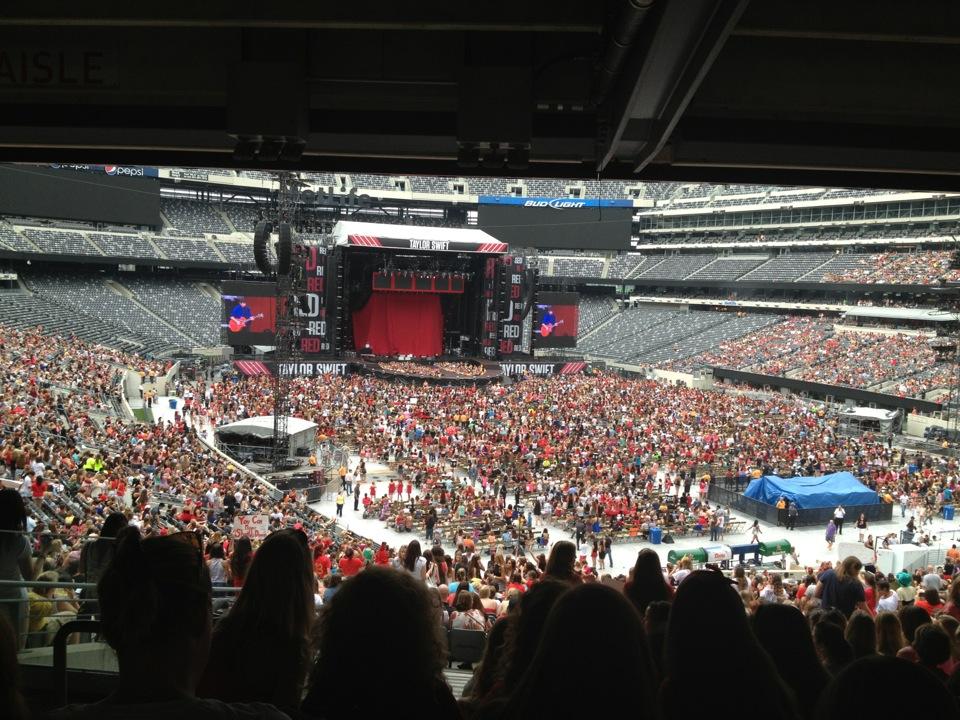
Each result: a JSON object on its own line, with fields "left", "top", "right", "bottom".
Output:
{"left": 876, "top": 612, "right": 907, "bottom": 657}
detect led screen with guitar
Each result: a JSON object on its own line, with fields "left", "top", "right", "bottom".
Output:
{"left": 533, "top": 292, "right": 580, "bottom": 349}
{"left": 228, "top": 304, "right": 265, "bottom": 333}
{"left": 220, "top": 284, "right": 277, "bottom": 345}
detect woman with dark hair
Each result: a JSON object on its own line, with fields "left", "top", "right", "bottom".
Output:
{"left": 230, "top": 537, "right": 253, "bottom": 587}
{"left": 914, "top": 624, "right": 953, "bottom": 682}
{"left": 198, "top": 529, "right": 315, "bottom": 711}
{"left": 662, "top": 571, "right": 800, "bottom": 720}
{"left": 50, "top": 527, "right": 287, "bottom": 719}
{"left": 78, "top": 511, "right": 127, "bottom": 600}
{"left": 625, "top": 549, "right": 674, "bottom": 615}
{"left": 543, "top": 540, "right": 579, "bottom": 585}
{"left": 818, "top": 656, "right": 958, "bottom": 718}
{"left": 301, "top": 566, "right": 456, "bottom": 719}
{"left": 844, "top": 610, "right": 877, "bottom": 659}
{"left": 0, "top": 613, "right": 28, "bottom": 720}
{"left": 490, "top": 578, "right": 571, "bottom": 707}
{"left": 900, "top": 604, "right": 933, "bottom": 644}
{"left": 643, "top": 601, "right": 671, "bottom": 675}
{"left": 752, "top": 603, "right": 829, "bottom": 719}
{"left": 813, "top": 621, "right": 854, "bottom": 675}
{"left": 206, "top": 541, "right": 228, "bottom": 588}
{"left": 463, "top": 613, "right": 511, "bottom": 706}
{"left": 0, "top": 488, "right": 33, "bottom": 649}
{"left": 403, "top": 538, "right": 427, "bottom": 580}
{"left": 503, "top": 583, "right": 657, "bottom": 718}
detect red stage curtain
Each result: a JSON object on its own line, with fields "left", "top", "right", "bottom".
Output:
{"left": 352, "top": 291, "right": 443, "bottom": 357}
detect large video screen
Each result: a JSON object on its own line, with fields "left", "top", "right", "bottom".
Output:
{"left": 533, "top": 292, "right": 579, "bottom": 349}
{"left": 221, "top": 281, "right": 277, "bottom": 345}
{"left": 0, "top": 165, "right": 160, "bottom": 227}
{"left": 478, "top": 202, "right": 632, "bottom": 251}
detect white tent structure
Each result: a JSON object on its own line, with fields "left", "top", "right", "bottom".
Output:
{"left": 215, "top": 415, "right": 317, "bottom": 457}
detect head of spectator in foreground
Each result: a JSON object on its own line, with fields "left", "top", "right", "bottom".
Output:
{"left": 0, "top": 488, "right": 26, "bottom": 549}
{"left": 817, "top": 655, "right": 958, "bottom": 718}
{"left": 505, "top": 583, "right": 657, "bottom": 718}
{"left": 626, "top": 548, "right": 674, "bottom": 615}
{"left": 844, "top": 610, "right": 877, "bottom": 659}
{"left": 99, "top": 512, "right": 128, "bottom": 539}
{"left": 97, "top": 527, "right": 212, "bottom": 695}
{"left": 0, "top": 613, "right": 27, "bottom": 720}
{"left": 302, "top": 567, "right": 453, "bottom": 719}
{"left": 752, "top": 603, "right": 829, "bottom": 719}
{"left": 663, "top": 570, "right": 798, "bottom": 720}
{"left": 875, "top": 612, "right": 907, "bottom": 657}
{"left": 499, "top": 579, "right": 570, "bottom": 693}
{"left": 198, "top": 528, "right": 315, "bottom": 709}
{"left": 544, "top": 540, "right": 578, "bottom": 583}
{"left": 899, "top": 604, "right": 932, "bottom": 643}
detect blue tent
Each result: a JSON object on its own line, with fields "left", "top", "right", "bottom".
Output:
{"left": 743, "top": 471, "right": 879, "bottom": 509}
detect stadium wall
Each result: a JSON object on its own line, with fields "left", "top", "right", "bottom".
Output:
{"left": 712, "top": 368, "right": 943, "bottom": 414}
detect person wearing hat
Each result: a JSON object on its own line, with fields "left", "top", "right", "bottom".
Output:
{"left": 896, "top": 571, "right": 917, "bottom": 606}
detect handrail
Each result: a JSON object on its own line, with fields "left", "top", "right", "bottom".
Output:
{"left": 53, "top": 619, "right": 103, "bottom": 707}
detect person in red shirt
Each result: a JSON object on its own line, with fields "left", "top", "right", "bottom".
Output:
{"left": 374, "top": 542, "right": 391, "bottom": 566}
{"left": 338, "top": 547, "right": 364, "bottom": 577}
{"left": 405, "top": 482, "right": 413, "bottom": 499}
{"left": 388, "top": 481, "right": 396, "bottom": 498}
{"left": 31, "top": 475, "right": 47, "bottom": 499}
{"left": 314, "top": 546, "right": 332, "bottom": 579}
{"left": 915, "top": 588, "right": 945, "bottom": 616}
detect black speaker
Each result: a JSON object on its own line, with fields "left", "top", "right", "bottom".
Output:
{"left": 661, "top": 534, "right": 674, "bottom": 544}
{"left": 276, "top": 223, "right": 292, "bottom": 276}
{"left": 253, "top": 221, "right": 274, "bottom": 275}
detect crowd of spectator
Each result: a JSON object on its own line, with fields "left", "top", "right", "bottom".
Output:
{"left": 664, "top": 316, "right": 949, "bottom": 398}
{"left": 823, "top": 251, "right": 960, "bottom": 285}
{"left": 3, "top": 325, "right": 960, "bottom": 716}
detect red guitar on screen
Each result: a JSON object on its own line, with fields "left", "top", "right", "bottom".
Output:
{"left": 228, "top": 312, "right": 265, "bottom": 332}
{"left": 539, "top": 319, "right": 564, "bottom": 337}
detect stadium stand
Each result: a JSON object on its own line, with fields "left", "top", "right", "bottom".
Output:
{"left": 161, "top": 198, "right": 231, "bottom": 235}
{"left": 631, "top": 313, "right": 783, "bottom": 365}
{"left": 151, "top": 235, "right": 222, "bottom": 263}
{"left": 635, "top": 254, "right": 715, "bottom": 279}
{"left": 122, "top": 277, "right": 220, "bottom": 346}
{"left": 552, "top": 257, "right": 604, "bottom": 277}
{"left": 0, "top": 291, "right": 171, "bottom": 355}
{"left": 798, "top": 254, "right": 877, "bottom": 282}
{"left": 686, "top": 256, "right": 768, "bottom": 281}
{"left": 20, "top": 228, "right": 102, "bottom": 256}
{"left": 22, "top": 274, "right": 197, "bottom": 350}
{"left": 739, "top": 253, "right": 836, "bottom": 282}
{"left": 606, "top": 253, "right": 645, "bottom": 279}
{"left": 90, "top": 232, "right": 164, "bottom": 260}
{"left": 0, "top": 224, "right": 44, "bottom": 253}
{"left": 221, "top": 203, "right": 260, "bottom": 233}
{"left": 577, "top": 296, "right": 619, "bottom": 338}
{"left": 822, "top": 251, "right": 960, "bottom": 284}
{"left": 214, "top": 241, "right": 255, "bottom": 266}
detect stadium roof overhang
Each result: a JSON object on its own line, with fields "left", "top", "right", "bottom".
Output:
{"left": 1, "top": 2, "right": 960, "bottom": 190}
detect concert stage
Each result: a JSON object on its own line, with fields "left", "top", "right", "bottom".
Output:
{"left": 355, "top": 356, "right": 502, "bottom": 384}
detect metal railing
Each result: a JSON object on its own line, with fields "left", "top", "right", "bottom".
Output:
{"left": 0, "top": 579, "right": 240, "bottom": 655}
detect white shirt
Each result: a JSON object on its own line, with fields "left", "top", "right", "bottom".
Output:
{"left": 876, "top": 592, "right": 899, "bottom": 614}
{"left": 834, "top": 507, "right": 845, "bottom": 520}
